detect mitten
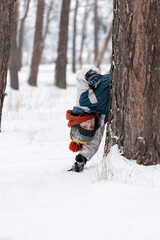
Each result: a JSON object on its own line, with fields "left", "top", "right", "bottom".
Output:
{"left": 85, "top": 69, "right": 103, "bottom": 89}
{"left": 68, "top": 155, "right": 87, "bottom": 172}
{"left": 69, "top": 162, "right": 85, "bottom": 172}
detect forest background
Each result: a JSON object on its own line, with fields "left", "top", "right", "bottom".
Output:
{"left": 0, "top": 1, "right": 160, "bottom": 240}
{"left": 9, "top": 0, "right": 113, "bottom": 90}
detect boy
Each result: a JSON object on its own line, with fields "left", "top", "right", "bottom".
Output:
{"left": 66, "top": 67, "right": 110, "bottom": 172}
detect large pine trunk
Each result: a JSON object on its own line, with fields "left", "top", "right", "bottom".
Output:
{"left": 55, "top": 0, "right": 70, "bottom": 88}
{"left": 0, "top": 0, "right": 16, "bottom": 131}
{"left": 105, "top": 0, "right": 160, "bottom": 165}
{"left": 28, "top": 0, "right": 45, "bottom": 86}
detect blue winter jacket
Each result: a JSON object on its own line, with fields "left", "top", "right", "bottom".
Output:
{"left": 72, "top": 73, "right": 110, "bottom": 127}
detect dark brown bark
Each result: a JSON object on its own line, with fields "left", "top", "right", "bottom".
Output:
{"left": 0, "top": 0, "right": 16, "bottom": 131}
{"left": 72, "top": 0, "right": 78, "bottom": 73}
{"left": 96, "top": 24, "right": 112, "bottom": 68}
{"left": 28, "top": 0, "right": 45, "bottom": 86}
{"left": 94, "top": 0, "right": 98, "bottom": 62}
{"left": 18, "top": 0, "right": 31, "bottom": 70}
{"left": 105, "top": 0, "right": 160, "bottom": 165}
{"left": 78, "top": 0, "right": 89, "bottom": 68}
{"left": 55, "top": 0, "right": 70, "bottom": 88}
{"left": 9, "top": 0, "right": 19, "bottom": 90}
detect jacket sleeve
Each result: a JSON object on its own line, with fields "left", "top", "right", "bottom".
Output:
{"left": 76, "top": 67, "right": 100, "bottom": 90}
{"left": 75, "top": 67, "right": 101, "bottom": 110}
{"left": 78, "top": 126, "right": 105, "bottom": 161}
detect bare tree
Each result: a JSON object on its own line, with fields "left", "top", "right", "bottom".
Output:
{"left": 105, "top": 0, "right": 160, "bottom": 165}
{"left": 55, "top": 0, "right": 71, "bottom": 88}
{"left": 96, "top": 24, "right": 112, "bottom": 68}
{"left": 28, "top": 0, "right": 45, "bottom": 86}
{"left": 18, "top": 0, "right": 31, "bottom": 70}
{"left": 0, "top": 0, "right": 16, "bottom": 131}
{"left": 78, "top": 0, "right": 89, "bottom": 68}
{"left": 94, "top": 0, "right": 98, "bottom": 62}
{"left": 9, "top": 0, "right": 19, "bottom": 90}
{"left": 72, "top": 0, "right": 78, "bottom": 73}
{"left": 42, "top": 0, "right": 54, "bottom": 52}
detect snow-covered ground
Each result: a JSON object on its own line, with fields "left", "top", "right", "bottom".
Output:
{"left": 0, "top": 65, "right": 160, "bottom": 240}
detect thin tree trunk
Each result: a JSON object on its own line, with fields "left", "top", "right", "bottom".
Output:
{"left": 18, "top": 0, "right": 31, "bottom": 70}
{"left": 9, "top": 0, "right": 19, "bottom": 90}
{"left": 94, "top": 0, "right": 98, "bottom": 62}
{"left": 55, "top": 0, "right": 71, "bottom": 88}
{"left": 96, "top": 24, "right": 112, "bottom": 68}
{"left": 42, "top": 0, "right": 54, "bottom": 52}
{"left": 78, "top": 0, "right": 89, "bottom": 68}
{"left": 28, "top": 0, "right": 45, "bottom": 86}
{"left": 105, "top": 0, "right": 160, "bottom": 165}
{"left": 0, "top": 0, "right": 16, "bottom": 131}
{"left": 72, "top": 0, "right": 78, "bottom": 73}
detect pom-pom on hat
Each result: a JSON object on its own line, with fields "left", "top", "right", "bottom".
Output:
{"left": 69, "top": 141, "right": 83, "bottom": 152}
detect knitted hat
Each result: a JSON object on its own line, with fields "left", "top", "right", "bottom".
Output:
{"left": 70, "top": 124, "right": 96, "bottom": 144}
{"left": 66, "top": 110, "right": 97, "bottom": 152}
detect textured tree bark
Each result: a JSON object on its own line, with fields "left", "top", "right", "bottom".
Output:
{"left": 0, "top": 0, "right": 16, "bottom": 131}
{"left": 28, "top": 0, "right": 45, "bottom": 86}
{"left": 9, "top": 0, "right": 19, "bottom": 90}
{"left": 55, "top": 0, "right": 70, "bottom": 88}
{"left": 105, "top": 0, "right": 160, "bottom": 165}
{"left": 72, "top": 0, "right": 78, "bottom": 73}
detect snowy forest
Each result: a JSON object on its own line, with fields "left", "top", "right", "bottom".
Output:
{"left": 0, "top": 0, "right": 160, "bottom": 240}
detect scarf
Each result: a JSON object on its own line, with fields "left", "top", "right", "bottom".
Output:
{"left": 66, "top": 109, "right": 97, "bottom": 127}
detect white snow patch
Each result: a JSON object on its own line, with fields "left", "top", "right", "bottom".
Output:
{"left": 0, "top": 64, "right": 160, "bottom": 240}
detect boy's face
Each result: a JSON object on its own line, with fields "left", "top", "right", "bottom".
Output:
{"left": 79, "top": 118, "right": 95, "bottom": 130}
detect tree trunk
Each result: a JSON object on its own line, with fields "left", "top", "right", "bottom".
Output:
{"left": 105, "top": 0, "right": 160, "bottom": 165}
{"left": 42, "top": 0, "right": 54, "bottom": 46}
{"left": 96, "top": 24, "right": 112, "bottom": 68}
{"left": 72, "top": 0, "right": 78, "bottom": 73}
{"left": 28, "top": 0, "right": 45, "bottom": 86}
{"left": 94, "top": 0, "right": 98, "bottom": 62}
{"left": 9, "top": 0, "right": 19, "bottom": 90}
{"left": 78, "top": 0, "right": 89, "bottom": 68}
{"left": 18, "top": 0, "right": 31, "bottom": 70}
{"left": 55, "top": 0, "right": 70, "bottom": 88}
{"left": 0, "top": 0, "right": 16, "bottom": 131}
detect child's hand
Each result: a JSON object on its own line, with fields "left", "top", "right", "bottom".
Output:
{"left": 68, "top": 154, "right": 87, "bottom": 172}
{"left": 85, "top": 70, "right": 102, "bottom": 89}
